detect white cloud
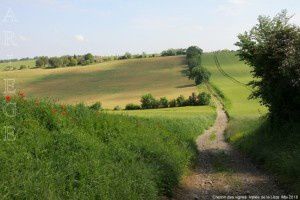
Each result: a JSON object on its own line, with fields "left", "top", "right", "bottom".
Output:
{"left": 74, "top": 34, "right": 86, "bottom": 42}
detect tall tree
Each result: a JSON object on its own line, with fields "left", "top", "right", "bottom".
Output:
{"left": 235, "top": 10, "right": 300, "bottom": 120}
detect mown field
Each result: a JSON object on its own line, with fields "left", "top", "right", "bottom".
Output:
{"left": 203, "top": 51, "right": 300, "bottom": 192}
{"left": 0, "top": 56, "right": 197, "bottom": 108}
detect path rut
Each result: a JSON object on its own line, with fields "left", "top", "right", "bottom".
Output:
{"left": 172, "top": 98, "right": 283, "bottom": 199}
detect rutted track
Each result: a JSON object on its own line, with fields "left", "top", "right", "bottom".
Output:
{"left": 213, "top": 53, "right": 253, "bottom": 92}
{"left": 171, "top": 55, "right": 283, "bottom": 199}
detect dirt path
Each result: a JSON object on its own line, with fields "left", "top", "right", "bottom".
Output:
{"left": 172, "top": 98, "right": 283, "bottom": 199}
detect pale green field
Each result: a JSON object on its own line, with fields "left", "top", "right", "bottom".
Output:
{"left": 202, "top": 51, "right": 266, "bottom": 119}
{"left": 0, "top": 59, "right": 35, "bottom": 70}
{"left": 111, "top": 105, "right": 215, "bottom": 119}
{"left": 0, "top": 56, "right": 198, "bottom": 108}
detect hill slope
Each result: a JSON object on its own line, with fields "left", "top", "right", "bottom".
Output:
{"left": 0, "top": 56, "right": 196, "bottom": 108}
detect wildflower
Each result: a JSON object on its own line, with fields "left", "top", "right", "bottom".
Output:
{"left": 18, "top": 91, "right": 25, "bottom": 98}
{"left": 61, "top": 111, "right": 67, "bottom": 116}
{"left": 35, "top": 99, "right": 40, "bottom": 106}
{"left": 5, "top": 95, "right": 11, "bottom": 102}
{"left": 60, "top": 104, "right": 66, "bottom": 110}
{"left": 51, "top": 109, "right": 57, "bottom": 115}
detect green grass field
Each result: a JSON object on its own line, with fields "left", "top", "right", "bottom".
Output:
{"left": 0, "top": 59, "right": 35, "bottom": 70}
{"left": 203, "top": 51, "right": 299, "bottom": 192}
{"left": 0, "top": 56, "right": 197, "bottom": 108}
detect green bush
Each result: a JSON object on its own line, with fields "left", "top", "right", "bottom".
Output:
{"left": 188, "top": 92, "right": 198, "bottom": 106}
{"left": 198, "top": 92, "right": 211, "bottom": 105}
{"left": 125, "top": 103, "right": 141, "bottom": 110}
{"left": 189, "top": 66, "right": 211, "bottom": 85}
{"left": 114, "top": 105, "right": 122, "bottom": 110}
{"left": 141, "top": 93, "right": 159, "bottom": 109}
{"left": 169, "top": 99, "right": 177, "bottom": 107}
{"left": 176, "top": 95, "right": 186, "bottom": 107}
{"left": 159, "top": 97, "right": 169, "bottom": 108}
{"left": 19, "top": 65, "right": 28, "bottom": 70}
{"left": 89, "top": 102, "right": 102, "bottom": 111}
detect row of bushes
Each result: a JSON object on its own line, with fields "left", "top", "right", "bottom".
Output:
{"left": 35, "top": 53, "right": 96, "bottom": 68}
{"left": 34, "top": 52, "right": 163, "bottom": 69}
{"left": 125, "top": 92, "right": 211, "bottom": 110}
{"left": 161, "top": 48, "right": 186, "bottom": 56}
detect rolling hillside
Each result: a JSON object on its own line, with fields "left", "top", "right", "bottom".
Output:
{"left": 0, "top": 56, "right": 197, "bottom": 108}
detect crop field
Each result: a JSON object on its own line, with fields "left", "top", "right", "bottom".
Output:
{"left": 0, "top": 56, "right": 197, "bottom": 108}
{"left": 0, "top": 59, "right": 35, "bottom": 70}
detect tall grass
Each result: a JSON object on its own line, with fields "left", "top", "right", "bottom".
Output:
{"left": 0, "top": 95, "right": 215, "bottom": 199}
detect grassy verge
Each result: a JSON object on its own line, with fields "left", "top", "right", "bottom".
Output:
{"left": 203, "top": 51, "right": 300, "bottom": 193}
{"left": 0, "top": 95, "right": 215, "bottom": 199}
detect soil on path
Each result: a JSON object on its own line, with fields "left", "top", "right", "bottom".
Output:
{"left": 172, "top": 99, "right": 284, "bottom": 200}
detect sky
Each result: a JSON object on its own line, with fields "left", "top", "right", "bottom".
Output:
{"left": 0, "top": 0, "right": 300, "bottom": 59}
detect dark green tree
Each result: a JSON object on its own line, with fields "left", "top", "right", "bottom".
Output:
{"left": 189, "top": 66, "right": 211, "bottom": 85}
{"left": 235, "top": 10, "right": 300, "bottom": 120}
{"left": 186, "top": 46, "right": 203, "bottom": 59}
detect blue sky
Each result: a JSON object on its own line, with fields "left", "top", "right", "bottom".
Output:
{"left": 0, "top": 0, "right": 300, "bottom": 59}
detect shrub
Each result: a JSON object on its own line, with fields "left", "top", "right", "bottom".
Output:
{"left": 198, "top": 92, "right": 211, "bottom": 105}
{"left": 176, "top": 95, "right": 186, "bottom": 107}
{"left": 125, "top": 103, "right": 141, "bottom": 110}
{"left": 189, "top": 66, "right": 211, "bottom": 85}
{"left": 188, "top": 92, "right": 198, "bottom": 106}
{"left": 114, "top": 105, "right": 122, "bottom": 110}
{"left": 159, "top": 97, "right": 169, "bottom": 108}
{"left": 19, "top": 65, "right": 28, "bottom": 70}
{"left": 89, "top": 102, "right": 102, "bottom": 111}
{"left": 141, "top": 93, "right": 159, "bottom": 109}
{"left": 169, "top": 99, "right": 177, "bottom": 107}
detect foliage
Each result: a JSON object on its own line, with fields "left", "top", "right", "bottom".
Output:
{"left": 48, "top": 57, "right": 63, "bottom": 68}
{"left": 188, "top": 92, "right": 198, "bottom": 106}
{"left": 186, "top": 46, "right": 203, "bottom": 60}
{"left": 176, "top": 95, "right": 186, "bottom": 107}
{"left": 159, "top": 97, "right": 169, "bottom": 108}
{"left": 185, "top": 45, "right": 210, "bottom": 85}
{"left": 89, "top": 102, "right": 102, "bottom": 111}
{"left": 114, "top": 105, "right": 122, "bottom": 110}
{"left": 235, "top": 10, "right": 300, "bottom": 121}
{"left": 189, "top": 66, "right": 211, "bottom": 85}
{"left": 198, "top": 92, "right": 211, "bottom": 105}
{"left": 169, "top": 99, "right": 177, "bottom": 107}
{"left": 141, "top": 93, "right": 159, "bottom": 109}
{"left": 125, "top": 103, "right": 141, "bottom": 110}
{"left": 161, "top": 48, "right": 186, "bottom": 56}
{"left": 36, "top": 56, "right": 49, "bottom": 67}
